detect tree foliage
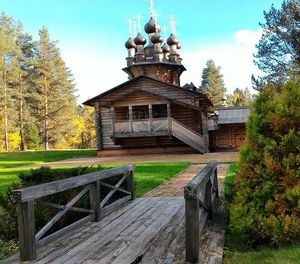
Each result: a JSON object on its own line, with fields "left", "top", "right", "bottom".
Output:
{"left": 253, "top": 0, "right": 300, "bottom": 87}
{"left": 228, "top": 79, "right": 300, "bottom": 249}
{"left": 226, "top": 88, "right": 254, "bottom": 107}
{"left": 200, "top": 59, "right": 226, "bottom": 108}
{"left": 0, "top": 13, "right": 95, "bottom": 151}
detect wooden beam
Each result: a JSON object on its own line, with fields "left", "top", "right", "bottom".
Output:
{"left": 185, "top": 198, "right": 200, "bottom": 263}
{"left": 35, "top": 186, "right": 90, "bottom": 241}
{"left": 167, "top": 102, "right": 171, "bottom": 134}
{"left": 149, "top": 104, "right": 153, "bottom": 132}
{"left": 127, "top": 171, "right": 135, "bottom": 200}
{"left": 110, "top": 105, "right": 115, "bottom": 135}
{"left": 17, "top": 200, "right": 36, "bottom": 261}
{"left": 90, "top": 180, "right": 101, "bottom": 222}
{"left": 129, "top": 105, "right": 133, "bottom": 133}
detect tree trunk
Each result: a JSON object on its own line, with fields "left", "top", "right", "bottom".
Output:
{"left": 19, "top": 80, "right": 25, "bottom": 151}
{"left": 4, "top": 69, "right": 8, "bottom": 152}
{"left": 43, "top": 75, "right": 49, "bottom": 150}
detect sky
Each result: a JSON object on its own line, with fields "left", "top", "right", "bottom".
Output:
{"left": 2, "top": 0, "right": 284, "bottom": 103}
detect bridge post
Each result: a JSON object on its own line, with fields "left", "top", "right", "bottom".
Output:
{"left": 90, "top": 180, "right": 101, "bottom": 221}
{"left": 127, "top": 170, "right": 135, "bottom": 200}
{"left": 16, "top": 200, "right": 36, "bottom": 261}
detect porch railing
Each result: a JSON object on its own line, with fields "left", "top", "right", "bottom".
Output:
{"left": 114, "top": 118, "right": 169, "bottom": 135}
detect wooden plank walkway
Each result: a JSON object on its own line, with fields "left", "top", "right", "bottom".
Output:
{"left": 5, "top": 197, "right": 187, "bottom": 264}
{"left": 4, "top": 163, "right": 229, "bottom": 264}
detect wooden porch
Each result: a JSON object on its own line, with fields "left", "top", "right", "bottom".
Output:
{"left": 111, "top": 103, "right": 206, "bottom": 153}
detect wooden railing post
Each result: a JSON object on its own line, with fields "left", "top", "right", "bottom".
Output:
{"left": 205, "top": 180, "right": 213, "bottom": 219}
{"left": 90, "top": 180, "right": 101, "bottom": 221}
{"left": 127, "top": 170, "right": 135, "bottom": 200}
{"left": 184, "top": 160, "right": 218, "bottom": 263}
{"left": 16, "top": 200, "right": 36, "bottom": 261}
{"left": 185, "top": 195, "right": 200, "bottom": 263}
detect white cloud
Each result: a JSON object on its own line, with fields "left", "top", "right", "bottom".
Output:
{"left": 60, "top": 45, "right": 128, "bottom": 103}
{"left": 181, "top": 29, "right": 263, "bottom": 93}
{"left": 60, "top": 29, "right": 262, "bottom": 104}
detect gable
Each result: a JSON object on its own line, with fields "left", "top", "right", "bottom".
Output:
{"left": 83, "top": 76, "right": 211, "bottom": 110}
{"left": 113, "top": 91, "right": 168, "bottom": 107}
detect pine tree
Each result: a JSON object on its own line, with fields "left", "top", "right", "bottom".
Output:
{"left": 227, "top": 88, "right": 253, "bottom": 107}
{"left": 200, "top": 59, "right": 226, "bottom": 108}
{"left": 253, "top": 0, "right": 300, "bottom": 87}
{"left": 33, "top": 27, "right": 76, "bottom": 150}
{"left": 0, "top": 13, "right": 22, "bottom": 151}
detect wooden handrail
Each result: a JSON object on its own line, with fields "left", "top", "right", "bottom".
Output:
{"left": 12, "top": 165, "right": 135, "bottom": 262}
{"left": 12, "top": 165, "right": 134, "bottom": 203}
{"left": 184, "top": 161, "right": 218, "bottom": 263}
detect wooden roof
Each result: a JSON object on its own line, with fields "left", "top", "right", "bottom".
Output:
{"left": 83, "top": 75, "right": 213, "bottom": 108}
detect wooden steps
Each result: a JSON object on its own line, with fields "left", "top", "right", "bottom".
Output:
{"left": 171, "top": 118, "right": 206, "bottom": 153}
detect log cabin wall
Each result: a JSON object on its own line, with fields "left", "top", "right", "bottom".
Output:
{"left": 209, "top": 123, "right": 246, "bottom": 151}
{"left": 115, "top": 136, "right": 185, "bottom": 148}
{"left": 171, "top": 103, "right": 202, "bottom": 134}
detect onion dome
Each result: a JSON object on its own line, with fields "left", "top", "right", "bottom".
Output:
{"left": 177, "top": 42, "right": 181, "bottom": 49}
{"left": 151, "top": 32, "right": 163, "bottom": 44}
{"left": 144, "top": 17, "right": 161, "bottom": 34}
{"left": 167, "top": 33, "right": 179, "bottom": 46}
{"left": 125, "top": 37, "right": 137, "bottom": 49}
{"left": 162, "top": 43, "right": 170, "bottom": 53}
{"left": 134, "top": 32, "right": 146, "bottom": 45}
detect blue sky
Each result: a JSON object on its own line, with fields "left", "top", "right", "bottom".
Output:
{"left": 2, "top": 0, "right": 284, "bottom": 102}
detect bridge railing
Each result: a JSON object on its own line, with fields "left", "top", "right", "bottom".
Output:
{"left": 11, "top": 165, "right": 135, "bottom": 262}
{"left": 184, "top": 160, "right": 218, "bottom": 263}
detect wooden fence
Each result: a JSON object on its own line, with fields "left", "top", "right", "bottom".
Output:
{"left": 184, "top": 161, "right": 218, "bottom": 263}
{"left": 11, "top": 165, "right": 135, "bottom": 262}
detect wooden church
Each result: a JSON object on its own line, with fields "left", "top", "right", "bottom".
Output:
{"left": 83, "top": 15, "right": 213, "bottom": 156}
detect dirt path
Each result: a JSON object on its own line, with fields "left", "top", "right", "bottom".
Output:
{"left": 31, "top": 152, "right": 238, "bottom": 168}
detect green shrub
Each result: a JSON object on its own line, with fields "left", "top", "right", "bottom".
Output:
{"left": 228, "top": 79, "right": 300, "bottom": 250}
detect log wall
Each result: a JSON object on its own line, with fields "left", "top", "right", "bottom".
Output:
{"left": 209, "top": 124, "right": 246, "bottom": 151}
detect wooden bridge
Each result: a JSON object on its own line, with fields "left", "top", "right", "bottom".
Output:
{"left": 6, "top": 161, "right": 226, "bottom": 264}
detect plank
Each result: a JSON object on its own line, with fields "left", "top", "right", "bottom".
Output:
{"left": 53, "top": 198, "right": 154, "bottom": 263}
{"left": 140, "top": 199, "right": 185, "bottom": 263}
{"left": 110, "top": 198, "right": 184, "bottom": 264}
{"left": 82, "top": 197, "right": 172, "bottom": 263}
{"left": 35, "top": 198, "right": 146, "bottom": 264}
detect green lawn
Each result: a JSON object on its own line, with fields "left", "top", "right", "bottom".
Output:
{"left": 225, "top": 244, "right": 300, "bottom": 264}
{"left": 224, "top": 162, "right": 300, "bottom": 264}
{"left": 0, "top": 150, "right": 96, "bottom": 193}
{"left": 0, "top": 150, "right": 190, "bottom": 197}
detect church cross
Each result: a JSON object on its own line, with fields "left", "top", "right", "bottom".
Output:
{"left": 146, "top": 0, "right": 155, "bottom": 16}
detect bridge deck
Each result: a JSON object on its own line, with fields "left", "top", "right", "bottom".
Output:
{"left": 8, "top": 197, "right": 186, "bottom": 264}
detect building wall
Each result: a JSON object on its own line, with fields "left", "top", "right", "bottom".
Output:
{"left": 209, "top": 123, "right": 246, "bottom": 151}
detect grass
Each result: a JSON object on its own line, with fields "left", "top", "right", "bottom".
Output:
{"left": 0, "top": 149, "right": 96, "bottom": 168}
{"left": 224, "top": 162, "right": 300, "bottom": 264}
{"left": 0, "top": 150, "right": 96, "bottom": 193}
{"left": 225, "top": 244, "right": 300, "bottom": 264}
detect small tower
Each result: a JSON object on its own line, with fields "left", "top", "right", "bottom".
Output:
{"left": 125, "top": 19, "right": 137, "bottom": 66}
{"left": 123, "top": 6, "right": 185, "bottom": 85}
